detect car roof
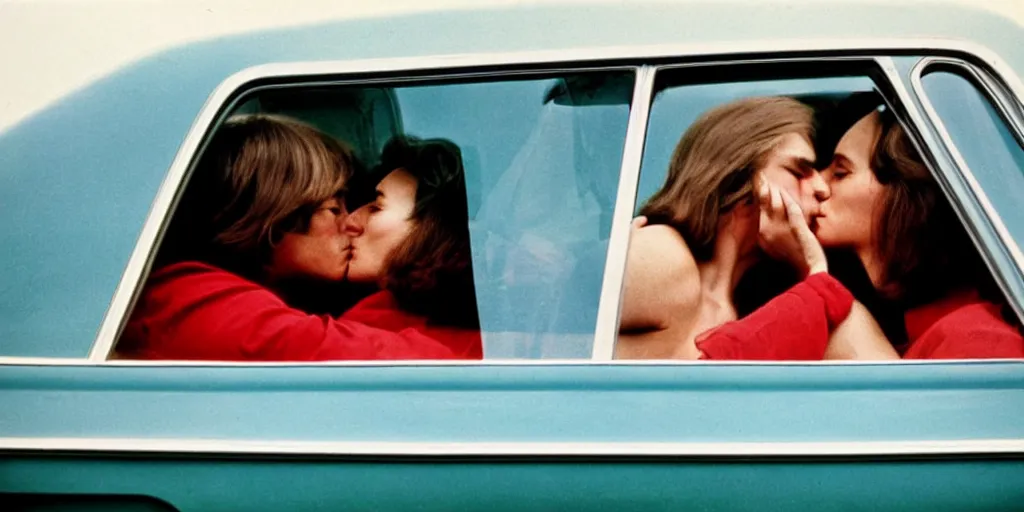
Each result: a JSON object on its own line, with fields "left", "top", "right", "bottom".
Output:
{"left": 184, "top": 1, "right": 1022, "bottom": 71}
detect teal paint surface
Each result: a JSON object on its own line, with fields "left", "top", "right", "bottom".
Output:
{"left": 2, "top": 4, "right": 1024, "bottom": 509}
{"left": 2, "top": 363, "right": 1023, "bottom": 442}
{"left": 4, "top": 457, "right": 1024, "bottom": 511}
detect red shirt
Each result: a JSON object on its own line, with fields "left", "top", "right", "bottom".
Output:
{"left": 341, "top": 290, "right": 483, "bottom": 359}
{"left": 902, "top": 290, "right": 1024, "bottom": 359}
{"left": 696, "top": 273, "right": 1024, "bottom": 360}
{"left": 119, "top": 261, "right": 460, "bottom": 361}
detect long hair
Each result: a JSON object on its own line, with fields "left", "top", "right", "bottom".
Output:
{"left": 158, "top": 114, "right": 356, "bottom": 281}
{"left": 640, "top": 96, "right": 815, "bottom": 261}
{"left": 868, "top": 110, "right": 994, "bottom": 307}
{"left": 374, "top": 136, "right": 480, "bottom": 329}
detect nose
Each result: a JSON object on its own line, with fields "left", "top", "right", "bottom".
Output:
{"left": 334, "top": 204, "right": 350, "bottom": 231}
{"left": 808, "top": 171, "right": 831, "bottom": 202}
{"left": 343, "top": 205, "right": 367, "bottom": 236}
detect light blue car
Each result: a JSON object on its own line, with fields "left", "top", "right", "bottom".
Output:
{"left": 2, "top": 1, "right": 1024, "bottom": 510}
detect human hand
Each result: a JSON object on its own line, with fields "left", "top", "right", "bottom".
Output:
{"left": 756, "top": 177, "right": 827, "bottom": 277}
{"left": 631, "top": 215, "right": 648, "bottom": 231}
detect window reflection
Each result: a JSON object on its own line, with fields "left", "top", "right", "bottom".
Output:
{"left": 393, "top": 74, "right": 633, "bottom": 358}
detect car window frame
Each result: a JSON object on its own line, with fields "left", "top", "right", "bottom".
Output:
{"left": 97, "top": 62, "right": 648, "bottom": 364}
{"left": 907, "top": 57, "right": 1024, "bottom": 325}
{"left": 601, "top": 55, "right": 1024, "bottom": 361}
{"left": 1, "top": 40, "right": 1022, "bottom": 366}
{"left": 85, "top": 49, "right": 1024, "bottom": 365}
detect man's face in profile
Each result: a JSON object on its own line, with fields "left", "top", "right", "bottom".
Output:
{"left": 757, "top": 133, "right": 829, "bottom": 226}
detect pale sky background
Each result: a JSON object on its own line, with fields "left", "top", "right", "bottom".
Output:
{"left": 0, "top": 0, "right": 1021, "bottom": 133}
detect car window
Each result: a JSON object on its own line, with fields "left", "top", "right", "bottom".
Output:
{"left": 637, "top": 76, "right": 878, "bottom": 208}
{"left": 618, "top": 72, "right": 882, "bottom": 360}
{"left": 392, "top": 76, "right": 633, "bottom": 358}
{"left": 611, "top": 61, "right": 1023, "bottom": 362}
{"left": 125, "top": 71, "right": 634, "bottom": 360}
{"left": 917, "top": 64, "right": 1024, "bottom": 250}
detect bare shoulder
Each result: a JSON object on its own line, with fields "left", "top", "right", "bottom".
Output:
{"left": 620, "top": 223, "right": 701, "bottom": 333}
{"left": 627, "top": 225, "right": 699, "bottom": 280}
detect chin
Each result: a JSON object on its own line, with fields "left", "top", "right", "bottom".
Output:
{"left": 346, "top": 269, "right": 375, "bottom": 284}
{"left": 816, "top": 233, "right": 850, "bottom": 250}
{"left": 815, "top": 232, "right": 836, "bottom": 247}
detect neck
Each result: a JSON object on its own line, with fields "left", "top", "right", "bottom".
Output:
{"left": 857, "top": 246, "right": 888, "bottom": 291}
{"left": 697, "top": 226, "right": 760, "bottom": 300}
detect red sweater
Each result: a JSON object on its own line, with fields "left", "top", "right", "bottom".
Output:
{"left": 119, "top": 262, "right": 460, "bottom": 361}
{"left": 696, "top": 273, "right": 854, "bottom": 360}
{"left": 696, "top": 273, "right": 1024, "bottom": 360}
{"left": 341, "top": 291, "right": 483, "bottom": 359}
{"left": 902, "top": 290, "right": 1024, "bottom": 359}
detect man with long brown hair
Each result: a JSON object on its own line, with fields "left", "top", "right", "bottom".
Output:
{"left": 617, "top": 96, "right": 831, "bottom": 359}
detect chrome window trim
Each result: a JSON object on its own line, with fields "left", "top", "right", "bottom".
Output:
{"left": 591, "top": 65, "right": 656, "bottom": 361}
{"left": 2, "top": 356, "right": 1023, "bottom": 366}
{"left": 600, "top": 55, "right": 909, "bottom": 360}
{"left": 1, "top": 437, "right": 1022, "bottom": 458}
{"left": 913, "top": 58, "right": 1024, "bottom": 147}
{"left": 22, "top": 37, "right": 1013, "bottom": 366}
{"left": 900, "top": 57, "right": 1024, "bottom": 322}
{"left": 911, "top": 56, "right": 1024, "bottom": 172}
{"left": 236, "top": 65, "right": 638, "bottom": 94}
{"left": 86, "top": 63, "right": 642, "bottom": 364}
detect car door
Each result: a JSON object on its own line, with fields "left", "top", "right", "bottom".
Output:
{"left": 3, "top": 49, "right": 1024, "bottom": 511}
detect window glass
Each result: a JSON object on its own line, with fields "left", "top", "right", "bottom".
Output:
{"left": 638, "top": 76, "right": 877, "bottom": 207}
{"left": 394, "top": 76, "right": 633, "bottom": 358}
{"left": 208, "top": 72, "right": 633, "bottom": 359}
{"left": 618, "top": 72, "right": 887, "bottom": 359}
{"left": 919, "top": 66, "right": 1024, "bottom": 246}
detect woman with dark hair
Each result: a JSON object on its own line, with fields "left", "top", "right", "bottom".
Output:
{"left": 117, "top": 114, "right": 459, "bottom": 361}
{"left": 340, "top": 135, "right": 483, "bottom": 359}
{"left": 816, "top": 107, "right": 1021, "bottom": 359}
{"left": 693, "top": 105, "right": 1024, "bottom": 360}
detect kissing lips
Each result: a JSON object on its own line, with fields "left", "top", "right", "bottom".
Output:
{"left": 809, "top": 213, "right": 824, "bottom": 233}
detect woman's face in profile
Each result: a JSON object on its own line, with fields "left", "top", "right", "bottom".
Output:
{"left": 344, "top": 168, "right": 417, "bottom": 283}
{"left": 816, "top": 111, "right": 887, "bottom": 251}
{"left": 265, "top": 197, "right": 351, "bottom": 282}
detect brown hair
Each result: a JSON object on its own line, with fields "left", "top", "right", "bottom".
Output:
{"left": 869, "top": 110, "right": 992, "bottom": 306}
{"left": 374, "top": 136, "right": 479, "bottom": 329}
{"left": 159, "top": 113, "right": 357, "bottom": 280}
{"left": 640, "top": 96, "right": 815, "bottom": 260}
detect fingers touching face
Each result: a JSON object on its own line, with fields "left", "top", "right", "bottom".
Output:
{"left": 756, "top": 133, "right": 827, "bottom": 224}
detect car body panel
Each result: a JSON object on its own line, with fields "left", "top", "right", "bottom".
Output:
{"left": 2, "top": 1, "right": 1024, "bottom": 510}
{"left": 2, "top": 363, "right": 1024, "bottom": 443}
